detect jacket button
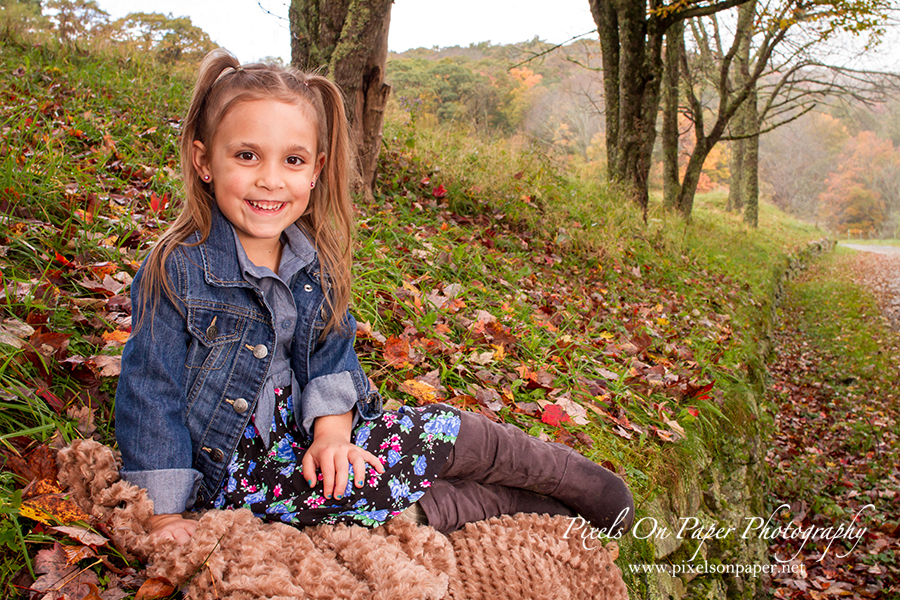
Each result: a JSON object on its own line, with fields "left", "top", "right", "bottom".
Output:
{"left": 252, "top": 344, "right": 268, "bottom": 359}
{"left": 205, "top": 324, "right": 218, "bottom": 340}
{"left": 303, "top": 284, "right": 313, "bottom": 292}
{"left": 233, "top": 397, "right": 249, "bottom": 413}
{"left": 210, "top": 448, "right": 225, "bottom": 462}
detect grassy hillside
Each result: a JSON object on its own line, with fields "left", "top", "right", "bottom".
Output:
{"left": 0, "top": 39, "right": 826, "bottom": 596}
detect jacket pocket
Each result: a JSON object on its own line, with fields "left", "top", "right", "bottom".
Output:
{"left": 185, "top": 306, "right": 246, "bottom": 371}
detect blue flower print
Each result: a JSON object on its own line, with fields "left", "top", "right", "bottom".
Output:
{"left": 387, "top": 448, "right": 402, "bottom": 468}
{"left": 414, "top": 454, "right": 427, "bottom": 476}
{"left": 274, "top": 438, "right": 295, "bottom": 462}
{"left": 280, "top": 512, "right": 298, "bottom": 523}
{"left": 244, "top": 425, "right": 257, "bottom": 439}
{"left": 408, "top": 490, "right": 425, "bottom": 503}
{"left": 399, "top": 415, "right": 414, "bottom": 431}
{"left": 279, "top": 463, "right": 296, "bottom": 478}
{"left": 245, "top": 488, "right": 267, "bottom": 504}
{"left": 355, "top": 426, "right": 371, "bottom": 447}
{"left": 266, "top": 499, "right": 296, "bottom": 515}
{"left": 389, "top": 477, "right": 410, "bottom": 501}
{"left": 353, "top": 498, "right": 369, "bottom": 509}
{"left": 247, "top": 460, "right": 257, "bottom": 474}
{"left": 226, "top": 476, "right": 237, "bottom": 493}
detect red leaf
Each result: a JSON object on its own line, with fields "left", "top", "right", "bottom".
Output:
{"left": 687, "top": 406, "right": 700, "bottom": 417}
{"left": 432, "top": 184, "right": 448, "bottom": 198}
{"left": 149, "top": 192, "right": 168, "bottom": 214}
{"left": 540, "top": 404, "right": 572, "bottom": 427}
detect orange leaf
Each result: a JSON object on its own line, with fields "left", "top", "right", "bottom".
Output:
{"left": 399, "top": 379, "right": 438, "bottom": 404}
{"left": 383, "top": 336, "right": 411, "bottom": 368}
{"left": 101, "top": 329, "right": 131, "bottom": 344}
{"left": 135, "top": 577, "right": 177, "bottom": 600}
{"left": 20, "top": 492, "right": 91, "bottom": 525}
{"left": 22, "top": 477, "right": 63, "bottom": 499}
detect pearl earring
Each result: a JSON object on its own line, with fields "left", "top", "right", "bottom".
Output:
{"left": 203, "top": 175, "right": 210, "bottom": 181}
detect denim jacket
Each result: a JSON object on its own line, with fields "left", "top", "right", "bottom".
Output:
{"left": 114, "top": 205, "right": 382, "bottom": 514}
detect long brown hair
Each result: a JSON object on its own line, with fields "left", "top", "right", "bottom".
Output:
{"left": 139, "top": 48, "right": 354, "bottom": 335}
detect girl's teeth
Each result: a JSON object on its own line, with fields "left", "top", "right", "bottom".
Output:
{"left": 249, "top": 201, "right": 281, "bottom": 212}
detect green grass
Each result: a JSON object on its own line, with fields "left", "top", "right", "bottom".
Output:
{"left": 0, "top": 36, "right": 835, "bottom": 597}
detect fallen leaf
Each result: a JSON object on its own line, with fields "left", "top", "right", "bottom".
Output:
{"left": 540, "top": 404, "right": 573, "bottom": 427}
{"left": 63, "top": 544, "right": 97, "bottom": 566}
{"left": 32, "top": 542, "right": 99, "bottom": 598}
{"left": 66, "top": 405, "right": 97, "bottom": 436}
{"left": 0, "top": 317, "right": 35, "bottom": 349}
{"left": 51, "top": 525, "right": 108, "bottom": 547}
{"left": 89, "top": 355, "right": 121, "bottom": 377}
{"left": 383, "top": 337, "right": 411, "bottom": 368}
{"left": 20, "top": 489, "right": 91, "bottom": 525}
{"left": 399, "top": 379, "right": 438, "bottom": 404}
{"left": 134, "top": 576, "right": 176, "bottom": 600}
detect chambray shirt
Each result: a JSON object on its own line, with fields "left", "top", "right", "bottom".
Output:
{"left": 232, "top": 224, "right": 360, "bottom": 446}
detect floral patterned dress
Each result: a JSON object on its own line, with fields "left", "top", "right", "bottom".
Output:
{"left": 212, "top": 386, "right": 460, "bottom": 527}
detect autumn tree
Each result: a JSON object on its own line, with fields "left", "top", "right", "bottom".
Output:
{"left": 111, "top": 13, "right": 213, "bottom": 63}
{"left": 43, "top": 0, "right": 106, "bottom": 42}
{"left": 586, "top": 0, "right": 748, "bottom": 217}
{"left": 759, "top": 111, "right": 848, "bottom": 219}
{"left": 819, "top": 130, "right": 900, "bottom": 235}
{"left": 289, "top": 0, "right": 393, "bottom": 198}
{"left": 661, "top": 0, "right": 893, "bottom": 224}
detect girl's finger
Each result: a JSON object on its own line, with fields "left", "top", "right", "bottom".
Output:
{"left": 332, "top": 452, "right": 350, "bottom": 500}
{"left": 320, "top": 450, "right": 336, "bottom": 498}
{"left": 365, "top": 450, "right": 385, "bottom": 473}
{"left": 351, "top": 453, "right": 367, "bottom": 487}
{"left": 301, "top": 451, "right": 318, "bottom": 489}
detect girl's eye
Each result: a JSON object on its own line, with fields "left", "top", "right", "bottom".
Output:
{"left": 286, "top": 156, "right": 304, "bottom": 166}
{"left": 238, "top": 151, "right": 255, "bottom": 161}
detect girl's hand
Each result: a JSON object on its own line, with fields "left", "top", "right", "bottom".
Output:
{"left": 302, "top": 412, "right": 384, "bottom": 500}
{"left": 148, "top": 514, "right": 198, "bottom": 544}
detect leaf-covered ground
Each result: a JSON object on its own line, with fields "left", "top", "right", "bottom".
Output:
{"left": 766, "top": 249, "right": 900, "bottom": 599}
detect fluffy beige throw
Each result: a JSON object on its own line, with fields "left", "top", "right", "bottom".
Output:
{"left": 57, "top": 439, "right": 628, "bottom": 600}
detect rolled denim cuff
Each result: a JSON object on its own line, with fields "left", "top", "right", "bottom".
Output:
{"left": 298, "top": 371, "right": 358, "bottom": 438}
{"left": 121, "top": 468, "right": 203, "bottom": 514}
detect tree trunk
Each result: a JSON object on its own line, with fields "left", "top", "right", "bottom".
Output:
{"left": 289, "top": 0, "right": 392, "bottom": 199}
{"left": 727, "top": 134, "right": 745, "bottom": 212}
{"left": 662, "top": 20, "right": 683, "bottom": 211}
{"left": 678, "top": 137, "right": 711, "bottom": 217}
{"left": 742, "top": 84, "right": 760, "bottom": 227}
{"left": 727, "top": 1, "right": 753, "bottom": 213}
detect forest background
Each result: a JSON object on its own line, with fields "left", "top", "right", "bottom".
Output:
{"left": 1, "top": 1, "right": 900, "bottom": 599}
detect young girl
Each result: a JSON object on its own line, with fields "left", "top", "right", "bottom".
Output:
{"left": 115, "top": 49, "right": 634, "bottom": 545}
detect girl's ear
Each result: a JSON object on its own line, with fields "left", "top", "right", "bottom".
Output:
{"left": 315, "top": 151, "right": 326, "bottom": 179}
{"left": 192, "top": 140, "right": 212, "bottom": 181}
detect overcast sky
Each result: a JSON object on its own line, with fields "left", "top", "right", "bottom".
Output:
{"left": 95, "top": 0, "right": 599, "bottom": 62}
{"left": 94, "top": 1, "right": 897, "bottom": 71}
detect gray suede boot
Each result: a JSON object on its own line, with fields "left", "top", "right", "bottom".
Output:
{"left": 427, "top": 410, "right": 634, "bottom": 535}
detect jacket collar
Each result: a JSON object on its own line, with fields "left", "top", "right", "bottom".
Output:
{"left": 197, "top": 202, "right": 319, "bottom": 288}
{"left": 197, "top": 202, "right": 251, "bottom": 288}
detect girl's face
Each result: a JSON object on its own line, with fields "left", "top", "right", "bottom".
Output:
{"left": 192, "top": 98, "right": 325, "bottom": 261}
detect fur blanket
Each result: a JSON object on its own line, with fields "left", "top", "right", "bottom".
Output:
{"left": 57, "top": 440, "right": 628, "bottom": 600}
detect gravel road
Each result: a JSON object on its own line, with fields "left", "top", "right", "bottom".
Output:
{"left": 840, "top": 242, "right": 900, "bottom": 330}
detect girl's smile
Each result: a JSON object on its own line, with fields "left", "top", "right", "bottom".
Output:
{"left": 192, "top": 98, "right": 325, "bottom": 267}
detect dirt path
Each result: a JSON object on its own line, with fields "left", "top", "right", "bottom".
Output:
{"left": 764, "top": 251, "right": 900, "bottom": 599}
{"left": 839, "top": 243, "right": 900, "bottom": 330}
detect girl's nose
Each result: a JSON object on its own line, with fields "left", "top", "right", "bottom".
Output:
{"left": 256, "top": 162, "right": 283, "bottom": 190}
